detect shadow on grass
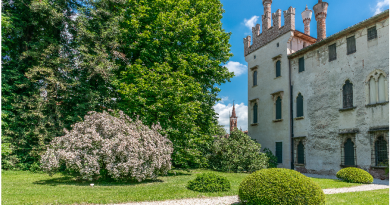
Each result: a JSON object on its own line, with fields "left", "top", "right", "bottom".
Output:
{"left": 33, "top": 176, "right": 164, "bottom": 187}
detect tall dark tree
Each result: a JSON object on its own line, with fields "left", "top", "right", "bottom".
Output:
{"left": 114, "top": 0, "right": 233, "bottom": 168}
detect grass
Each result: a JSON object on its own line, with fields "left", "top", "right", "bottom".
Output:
{"left": 326, "top": 189, "right": 389, "bottom": 205}
{"left": 1, "top": 169, "right": 386, "bottom": 204}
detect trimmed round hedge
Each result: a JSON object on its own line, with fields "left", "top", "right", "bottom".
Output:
{"left": 239, "top": 168, "right": 325, "bottom": 205}
{"left": 336, "top": 167, "right": 373, "bottom": 184}
{"left": 187, "top": 173, "right": 230, "bottom": 192}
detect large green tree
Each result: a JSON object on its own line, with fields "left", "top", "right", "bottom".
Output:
{"left": 114, "top": 0, "right": 233, "bottom": 168}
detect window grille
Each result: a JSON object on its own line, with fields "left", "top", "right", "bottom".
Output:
{"left": 328, "top": 44, "right": 337, "bottom": 61}
{"left": 299, "top": 57, "right": 305, "bottom": 72}
{"left": 297, "top": 141, "right": 304, "bottom": 164}
{"left": 367, "top": 26, "right": 377, "bottom": 41}
{"left": 297, "top": 93, "right": 303, "bottom": 117}
{"left": 276, "top": 60, "right": 281, "bottom": 77}
{"left": 375, "top": 136, "right": 388, "bottom": 166}
{"left": 253, "top": 71, "right": 257, "bottom": 86}
{"left": 276, "top": 96, "right": 282, "bottom": 119}
{"left": 347, "top": 36, "right": 356, "bottom": 54}
{"left": 276, "top": 142, "right": 282, "bottom": 163}
{"left": 343, "top": 80, "right": 353, "bottom": 108}
{"left": 253, "top": 103, "right": 258, "bottom": 124}
{"left": 344, "top": 138, "right": 355, "bottom": 166}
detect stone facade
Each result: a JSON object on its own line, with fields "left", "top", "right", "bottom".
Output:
{"left": 245, "top": 0, "right": 389, "bottom": 178}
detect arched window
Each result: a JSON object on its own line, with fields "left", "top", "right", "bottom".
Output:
{"left": 378, "top": 75, "right": 386, "bottom": 102}
{"left": 375, "top": 136, "right": 388, "bottom": 166}
{"left": 344, "top": 138, "right": 355, "bottom": 166}
{"left": 343, "top": 80, "right": 353, "bottom": 108}
{"left": 297, "top": 141, "right": 304, "bottom": 164}
{"left": 369, "top": 77, "right": 376, "bottom": 104}
{"left": 276, "top": 96, "right": 282, "bottom": 119}
{"left": 297, "top": 93, "right": 303, "bottom": 117}
{"left": 253, "top": 71, "right": 257, "bottom": 86}
{"left": 253, "top": 103, "right": 258, "bottom": 123}
{"left": 276, "top": 60, "right": 281, "bottom": 77}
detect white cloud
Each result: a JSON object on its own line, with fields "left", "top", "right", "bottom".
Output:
{"left": 244, "top": 16, "right": 259, "bottom": 30}
{"left": 224, "top": 61, "right": 247, "bottom": 77}
{"left": 374, "top": 0, "right": 389, "bottom": 15}
{"left": 213, "top": 102, "right": 248, "bottom": 133}
{"left": 219, "top": 96, "right": 229, "bottom": 103}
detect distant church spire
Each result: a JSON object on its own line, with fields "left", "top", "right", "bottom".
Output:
{"left": 230, "top": 101, "right": 238, "bottom": 132}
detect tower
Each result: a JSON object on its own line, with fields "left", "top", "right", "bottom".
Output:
{"left": 230, "top": 101, "right": 238, "bottom": 132}
{"left": 313, "top": 0, "right": 328, "bottom": 40}
{"left": 301, "top": 5, "right": 313, "bottom": 35}
{"left": 262, "top": 0, "right": 273, "bottom": 31}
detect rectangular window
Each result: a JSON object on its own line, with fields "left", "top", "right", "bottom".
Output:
{"left": 329, "top": 44, "right": 337, "bottom": 61}
{"left": 367, "top": 26, "right": 377, "bottom": 41}
{"left": 276, "top": 142, "right": 282, "bottom": 163}
{"left": 347, "top": 36, "right": 356, "bottom": 55}
{"left": 298, "top": 57, "right": 305, "bottom": 72}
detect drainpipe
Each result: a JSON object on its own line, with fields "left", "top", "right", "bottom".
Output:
{"left": 289, "top": 58, "right": 294, "bottom": 170}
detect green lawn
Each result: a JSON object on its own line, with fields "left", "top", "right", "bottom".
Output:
{"left": 1, "top": 169, "right": 386, "bottom": 205}
{"left": 326, "top": 189, "right": 389, "bottom": 205}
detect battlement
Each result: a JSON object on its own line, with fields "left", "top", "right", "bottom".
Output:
{"left": 244, "top": 6, "right": 296, "bottom": 56}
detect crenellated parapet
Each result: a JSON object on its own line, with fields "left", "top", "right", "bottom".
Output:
{"left": 244, "top": 6, "right": 296, "bottom": 56}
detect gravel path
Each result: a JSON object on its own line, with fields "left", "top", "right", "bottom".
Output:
{"left": 116, "top": 175, "right": 389, "bottom": 205}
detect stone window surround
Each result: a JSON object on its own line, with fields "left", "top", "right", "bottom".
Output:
{"left": 273, "top": 54, "right": 282, "bottom": 77}
{"left": 249, "top": 98, "right": 259, "bottom": 126}
{"left": 271, "top": 90, "right": 284, "bottom": 122}
{"left": 339, "top": 131, "right": 358, "bottom": 167}
{"left": 250, "top": 66, "right": 259, "bottom": 88}
{"left": 295, "top": 92, "right": 304, "bottom": 118}
{"left": 339, "top": 78, "right": 356, "bottom": 111}
{"left": 369, "top": 128, "right": 389, "bottom": 168}
{"left": 364, "top": 69, "right": 389, "bottom": 106}
{"left": 293, "top": 136, "right": 306, "bottom": 166}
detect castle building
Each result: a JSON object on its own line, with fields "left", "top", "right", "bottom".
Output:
{"left": 244, "top": 0, "right": 389, "bottom": 178}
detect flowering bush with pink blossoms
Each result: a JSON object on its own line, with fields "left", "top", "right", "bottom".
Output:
{"left": 40, "top": 111, "right": 173, "bottom": 181}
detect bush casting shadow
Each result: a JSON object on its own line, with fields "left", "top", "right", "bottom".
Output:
{"left": 33, "top": 175, "right": 164, "bottom": 187}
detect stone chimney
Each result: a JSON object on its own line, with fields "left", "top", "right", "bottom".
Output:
{"left": 313, "top": 0, "right": 328, "bottom": 40}
{"left": 301, "top": 5, "right": 313, "bottom": 35}
{"left": 262, "top": 0, "right": 273, "bottom": 31}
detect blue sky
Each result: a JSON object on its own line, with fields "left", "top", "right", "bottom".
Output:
{"left": 213, "top": 0, "right": 389, "bottom": 133}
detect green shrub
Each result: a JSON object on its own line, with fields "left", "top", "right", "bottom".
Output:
{"left": 263, "top": 148, "right": 278, "bottom": 168}
{"left": 208, "top": 129, "right": 268, "bottom": 172}
{"left": 336, "top": 167, "right": 373, "bottom": 184}
{"left": 187, "top": 173, "right": 230, "bottom": 192}
{"left": 239, "top": 168, "right": 325, "bottom": 205}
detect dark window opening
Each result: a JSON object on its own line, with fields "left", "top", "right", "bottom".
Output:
{"left": 254, "top": 55, "right": 256, "bottom": 59}
{"left": 375, "top": 136, "right": 388, "bottom": 166}
{"left": 276, "top": 142, "right": 282, "bottom": 163}
{"left": 367, "top": 26, "right": 377, "bottom": 41}
{"left": 276, "top": 60, "right": 281, "bottom": 77}
{"left": 276, "top": 96, "right": 282, "bottom": 119}
{"left": 253, "top": 71, "right": 257, "bottom": 86}
{"left": 329, "top": 43, "right": 337, "bottom": 61}
{"left": 347, "top": 36, "right": 356, "bottom": 55}
{"left": 297, "top": 93, "right": 303, "bottom": 117}
{"left": 277, "top": 43, "right": 279, "bottom": 47}
{"left": 253, "top": 103, "right": 258, "bottom": 124}
{"left": 344, "top": 138, "right": 355, "bottom": 166}
{"left": 297, "top": 141, "right": 304, "bottom": 164}
{"left": 343, "top": 80, "right": 353, "bottom": 108}
{"left": 299, "top": 57, "right": 305, "bottom": 72}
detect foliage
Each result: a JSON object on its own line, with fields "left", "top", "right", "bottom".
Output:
{"left": 336, "top": 167, "right": 373, "bottom": 184}
{"left": 114, "top": 0, "right": 233, "bottom": 169}
{"left": 378, "top": 160, "right": 389, "bottom": 174}
{"left": 263, "top": 148, "right": 278, "bottom": 168}
{"left": 239, "top": 168, "right": 326, "bottom": 205}
{"left": 187, "top": 173, "right": 230, "bottom": 192}
{"left": 208, "top": 129, "right": 268, "bottom": 172}
{"left": 40, "top": 111, "right": 173, "bottom": 181}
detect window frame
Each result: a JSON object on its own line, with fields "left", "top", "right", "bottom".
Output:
{"left": 276, "top": 96, "right": 282, "bottom": 120}
{"left": 375, "top": 136, "right": 388, "bottom": 166}
{"left": 297, "top": 140, "right": 305, "bottom": 164}
{"left": 328, "top": 43, "right": 337, "bottom": 62}
{"left": 342, "top": 80, "right": 353, "bottom": 109}
{"left": 296, "top": 93, "right": 304, "bottom": 117}
{"left": 276, "top": 142, "right": 283, "bottom": 164}
{"left": 253, "top": 103, "right": 258, "bottom": 124}
{"left": 367, "top": 26, "right": 377, "bottom": 41}
{"left": 298, "top": 57, "right": 305, "bottom": 72}
{"left": 253, "top": 70, "right": 257, "bottom": 86}
{"left": 276, "top": 60, "right": 281, "bottom": 77}
{"left": 346, "top": 35, "right": 356, "bottom": 55}
{"left": 344, "top": 138, "right": 355, "bottom": 166}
